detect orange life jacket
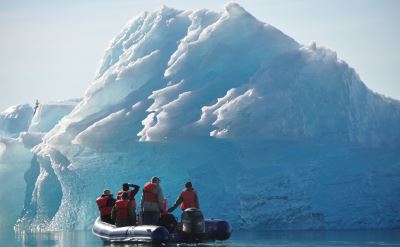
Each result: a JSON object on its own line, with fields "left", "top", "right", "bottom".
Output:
{"left": 181, "top": 190, "right": 197, "bottom": 210}
{"left": 96, "top": 196, "right": 114, "bottom": 216}
{"left": 117, "top": 190, "right": 137, "bottom": 208}
{"left": 115, "top": 200, "right": 130, "bottom": 220}
{"left": 143, "top": 182, "right": 158, "bottom": 202}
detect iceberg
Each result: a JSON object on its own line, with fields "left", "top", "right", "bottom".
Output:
{"left": 1, "top": 3, "right": 399, "bottom": 232}
{"left": 0, "top": 99, "right": 79, "bottom": 233}
{"left": 0, "top": 104, "right": 33, "bottom": 138}
{"left": 29, "top": 99, "right": 81, "bottom": 133}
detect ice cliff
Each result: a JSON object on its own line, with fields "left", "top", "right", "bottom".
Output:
{"left": 0, "top": 99, "right": 79, "bottom": 232}
{"left": 0, "top": 104, "right": 33, "bottom": 138}
{"left": 1, "top": 3, "right": 399, "bottom": 231}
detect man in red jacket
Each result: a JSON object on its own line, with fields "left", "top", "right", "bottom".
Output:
{"left": 168, "top": 181, "right": 200, "bottom": 213}
{"left": 96, "top": 189, "right": 116, "bottom": 224}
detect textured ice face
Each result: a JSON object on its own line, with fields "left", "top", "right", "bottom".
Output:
{"left": 3, "top": 3, "right": 399, "bottom": 232}
{"left": 38, "top": 2, "right": 399, "bottom": 152}
{"left": 0, "top": 104, "right": 33, "bottom": 138}
{"left": 0, "top": 99, "right": 80, "bottom": 233}
{"left": 29, "top": 100, "right": 80, "bottom": 133}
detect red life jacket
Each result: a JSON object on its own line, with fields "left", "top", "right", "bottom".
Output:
{"left": 115, "top": 200, "right": 130, "bottom": 220}
{"left": 117, "top": 190, "right": 137, "bottom": 208}
{"left": 143, "top": 182, "right": 158, "bottom": 202}
{"left": 96, "top": 196, "right": 114, "bottom": 216}
{"left": 117, "top": 191, "right": 124, "bottom": 200}
{"left": 181, "top": 190, "right": 197, "bottom": 210}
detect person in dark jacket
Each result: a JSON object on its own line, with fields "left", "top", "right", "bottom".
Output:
{"left": 111, "top": 192, "right": 136, "bottom": 227}
{"left": 117, "top": 183, "right": 140, "bottom": 200}
{"left": 168, "top": 181, "right": 200, "bottom": 213}
{"left": 96, "top": 189, "right": 116, "bottom": 224}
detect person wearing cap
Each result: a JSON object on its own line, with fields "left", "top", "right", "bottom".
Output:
{"left": 111, "top": 192, "right": 136, "bottom": 227}
{"left": 168, "top": 181, "right": 200, "bottom": 213}
{"left": 96, "top": 189, "right": 116, "bottom": 224}
{"left": 140, "top": 176, "right": 165, "bottom": 225}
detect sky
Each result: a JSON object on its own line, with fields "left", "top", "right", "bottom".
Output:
{"left": 0, "top": 0, "right": 399, "bottom": 111}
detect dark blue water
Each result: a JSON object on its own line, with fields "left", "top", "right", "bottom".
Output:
{"left": 2, "top": 229, "right": 400, "bottom": 247}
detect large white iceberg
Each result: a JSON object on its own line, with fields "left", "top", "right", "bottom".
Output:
{"left": 2, "top": 3, "right": 400, "bottom": 231}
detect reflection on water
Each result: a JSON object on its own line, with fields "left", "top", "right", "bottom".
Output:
{"left": 230, "top": 230, "right": 400, "bottom": 247}
{"left": 14, "top": 230, "right": 101, "bottom": 247}
{"left": 2, "top": 229, "right": 400, "bottom": 247}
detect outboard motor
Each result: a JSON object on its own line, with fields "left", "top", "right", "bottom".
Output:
{"left": 181, "top": 208, "right": 205, "bottom": 242}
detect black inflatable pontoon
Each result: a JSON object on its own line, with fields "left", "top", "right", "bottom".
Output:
{"left": 92, "top": 209, "right": 232, "bottom": 244}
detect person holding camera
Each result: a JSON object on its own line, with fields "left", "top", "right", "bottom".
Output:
{"left": 117, "top": 182, "right": 140, "bottom": 223}
{"left": 112, "top": 192, "right": 136, "bottom": 227}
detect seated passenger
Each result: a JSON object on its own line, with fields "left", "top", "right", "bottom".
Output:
{"left": 96, "top": 189, "right": 116, "bottom": 224}
{"left": 111, "top": 192, "right": 136, "bottom": 227}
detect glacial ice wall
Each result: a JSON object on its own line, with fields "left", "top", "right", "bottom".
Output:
{"left": 0, "top": 99, "right": 79, "bottom": 233}
{"left": 0, "top": 104, "right": 33, "bottom": 138}
{"left": 21, "top": 139, "right": 400, "bottom": 231}
{"left": 3, "top": 3, "right": 399, "bottom": 231}
{"left": 29, "top": 99, "right": 80, "bottom": 133}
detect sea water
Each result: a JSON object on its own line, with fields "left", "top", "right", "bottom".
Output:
{"left": 2, "top": 229, "right": 399, "bottom": 247}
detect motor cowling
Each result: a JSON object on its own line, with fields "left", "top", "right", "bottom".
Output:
{"left": 181, "top": 208, "right": 205, "bottom": 242}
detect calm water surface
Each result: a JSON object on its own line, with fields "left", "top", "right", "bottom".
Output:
{"left": 3, "top": 229, "right": 400, "bottom": 247}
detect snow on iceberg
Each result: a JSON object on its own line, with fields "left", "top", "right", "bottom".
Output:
{"left": 11, "top": 3, "right": 400, "bottom": 231}
{"left": 0, "top": 99, "right": 80, "bottom": 163}
{"left": 0, "top": 104, "right": 33, "bottom": 138}
{"left": 29, "top": 99, "right": 81, "bottom": 133}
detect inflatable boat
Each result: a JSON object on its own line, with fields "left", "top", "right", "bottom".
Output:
{"left": 92, "top": 208, "right": 232, "bottom": 244}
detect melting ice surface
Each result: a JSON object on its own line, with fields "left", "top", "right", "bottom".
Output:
{"left": 0, "top": 2, "right": 400, "bottom": 238}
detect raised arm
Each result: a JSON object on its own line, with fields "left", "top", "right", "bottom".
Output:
{"left": 129, "top": 184, "right": 140, "bottom": 197}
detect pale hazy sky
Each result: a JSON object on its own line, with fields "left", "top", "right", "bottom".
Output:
{"left": 1, "top": 0, "right": 399, "bottom": 111}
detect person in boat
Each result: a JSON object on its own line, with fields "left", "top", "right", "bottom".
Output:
{"left": 116, "top": 183, "right": 139, "bottom": 224}
{"left": 140, "top": 176, "right": 165, "bottom": 225}
{"left": 111, "top": 192, "right": 136, "bottom": 227}
{"left": 168, "top": 181, "right": 200, "bottom": 213}
{"left": 96, "top": 189, "right": 116, "bottom": 224}
{"left": 117, "top": 183, "right": 140, "bottom": 200}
